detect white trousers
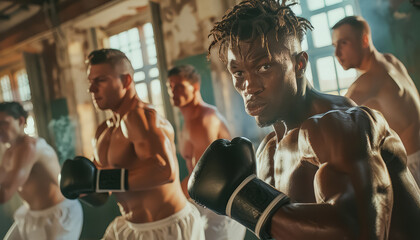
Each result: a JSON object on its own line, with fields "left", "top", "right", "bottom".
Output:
{"left": 4, "top": 199, "right": 83, "bottom": 240}
{"left": 193, "top": 201, "right": 247, "bottom": 240}
{"left": 102, "top": 201, "right": 205, "bottom": 240}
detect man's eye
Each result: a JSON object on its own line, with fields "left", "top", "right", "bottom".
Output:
{"left": 258, "top": 64, "right": 271, "bottom": 73}
{"left": 233, "top": 72, "right": 243, "bottom": 78}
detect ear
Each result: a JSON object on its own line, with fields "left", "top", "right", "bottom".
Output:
{"left": 193, "top": 82, "right": 200, "bottom": 91}
{"left": 295, "top": 51, "right": 308, "bottom": 79}
{"left": 121, "top": 74, "right": 133, "bottom": 89}
{"left": 18, "top": 116, "right": 26, "bottom": 126}
{"left": 362, "top": 34, "right": 369, "bottom": 48}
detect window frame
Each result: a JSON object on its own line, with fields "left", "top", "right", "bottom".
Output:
{"left": 299, "top": 0, "right": 361, "bottom": 95}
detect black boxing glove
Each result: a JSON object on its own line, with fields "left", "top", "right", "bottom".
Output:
{"left": 59, "top": 156, "right": 128, "bottom": 200}
{"left": 188, "top": 137, "right": 290, "bottom": 239}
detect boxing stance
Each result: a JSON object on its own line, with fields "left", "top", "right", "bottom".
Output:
{"left": 168, "top": 65, "right": 246, "bottom": 240}
{"left": 0, "top": 102, "right": 82, "bottom": 240}
{"left": 60, "top": 49, "right": 204, "bottom": 239}
{"left": 189, "top": 0, "right": 420, "bottom": 239}
{"left": 332, "top": 16, "right": 420, "bottom": 187}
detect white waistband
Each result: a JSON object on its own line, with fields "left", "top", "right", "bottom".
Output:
{"left": 126, "top": 202, "right": 195, "bottom": 230}
{"left": 27, "top": 199, "right": 80, "bottom": 217}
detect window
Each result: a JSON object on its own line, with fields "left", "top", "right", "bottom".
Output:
{"left": 292, "top": 0, "right": 359, "bottom": 95}
{"left": 16, "top": 69, "right": 31, "bottom": 101}
{"left": 0, "top": 70, "right": 37, "bottom": 137}
{"left": 109, "top": 23, "right": 165, "bottom": 117}
{"left": 0, "top": 75, "right": 13, "bottom": 101}
{"left": 15, "top": 69, "right": 36, "bottom": 136}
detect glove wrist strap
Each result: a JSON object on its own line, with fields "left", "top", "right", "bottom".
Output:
{"left": 225, "top": 174, "right": 290, "bottom": 240}
{"left": 96, "top": 169, "right": 129, "bottom": 192}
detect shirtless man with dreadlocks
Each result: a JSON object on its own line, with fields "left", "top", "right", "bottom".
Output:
{"left": 187, "top": 0, "right": 420, "bottom": 239}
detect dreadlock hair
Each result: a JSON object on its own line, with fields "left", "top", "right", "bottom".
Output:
{"left": 208, "top": 0, "right": 313, "bottom": 63}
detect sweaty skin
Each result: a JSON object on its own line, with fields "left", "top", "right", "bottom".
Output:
{"left": 333, "top": 23, "right": 420, "bottom": 156}
{"left": 227, "top": 32, "right": 420, "bottom": 239}
{"left": 0, "top": 113, "right": 64, "bottom": 210}
{"left": 88, "top": 63, "right": 187, "bottom": 223}
{"left": 167, "top": 74, "right": 231, "bottom": 196}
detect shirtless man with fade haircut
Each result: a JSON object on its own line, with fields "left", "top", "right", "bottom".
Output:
{"left": 187, "top": 1, "right": 420, "bottom": 239}
{"left": 59, "top": 49, "right": 204, "bottom": 239}
{"left": 332, "top": 16, "right": 420, "bottom": 187}
{"left": 168, "top": 65, "right": 246, "bottom": 240}
{"left": 0, "top": 101, "right": 82, "bottom": 240}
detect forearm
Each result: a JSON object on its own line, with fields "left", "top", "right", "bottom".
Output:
{"left": 127, "top": 158, "right": 175, "bottom": 191}
{"left": 271, "top": 203, "right": 357, "bottom": 240}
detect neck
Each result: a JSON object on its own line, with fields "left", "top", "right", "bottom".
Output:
{"left": 273, "top": 81, "right": 315, "bottom": 140}
{"left": 114, "top": 89, "right": 139, "bottom": 117}
{"left": 10, "top": 132, "right": 26, "bottom": 145}
{"left": 357, "top": 46, "right": 378, "bottom": 74}
{"left": 179, "top": 92, "right": 204, "bottom": 120}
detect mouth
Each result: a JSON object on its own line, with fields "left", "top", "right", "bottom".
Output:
{"left": 245, "top": 101, "right": 267, "bottom": 116}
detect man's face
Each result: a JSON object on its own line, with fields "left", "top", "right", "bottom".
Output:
{"left": 332, "top": 24, "right": 364, "bottom": 70}
{"left": 227, "top": 33, "right": 299, "bottom": 127}
{"left": 167, "top": 75, "right": 196, "bottom": 108}
{"left": 88, "top": 63, "right": 126, "bottom": 111}
{"left": 0, "top": 112, "right": 23, "bottom": 143}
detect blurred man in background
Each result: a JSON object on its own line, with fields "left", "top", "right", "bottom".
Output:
{"left": 332, "top": 16, "right": 420, "bottom": 186}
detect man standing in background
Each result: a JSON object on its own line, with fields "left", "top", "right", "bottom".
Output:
{"left": 332, "top": 16, "right": 420, "bottom": 186}
{"left": 168, "top": 65, "right": 246, "bottom": 240}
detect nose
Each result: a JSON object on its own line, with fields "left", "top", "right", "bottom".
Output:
{"left": 334, "top": 45, "right": 340, "bottom": 58}
{"left": 88, "top": 83, "right": 97, "bottom": 93}
{"left": 244, "top": 74, "right": 264, "bottom": 95}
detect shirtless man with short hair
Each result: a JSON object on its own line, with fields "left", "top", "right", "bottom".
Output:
{"left": 0, "top": 101, "right": 82, "bottom": 240}
{"left": 168, "top": 64, "right": 246, "bottom": 240}
{"left": 59, "top": 49, "right": 204, "bottom": 239}
{"left": 187, "top": 1, "right": 420, "bottom": 239}
{"left": 332, "top": 15, "right": 420, "bottom": 187}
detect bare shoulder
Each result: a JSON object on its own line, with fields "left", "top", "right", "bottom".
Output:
{"left": 122, "top": 105, "right": 173, "bottom": 141}
{"left": 17, "top": 135, "right": 37, "bottom": 152}
{"left": 300, "top": 106, "right": 387, "bottom": 169}
{"left": 201, "top": 104, "right": 228, "bottom": 127}
{"left": 383, "top": 53, "right": 408, "bottom": 74}
{"left": 201, "top": 104, "right": 221, "bottom": 121}
{"left": 383, "top": 53, "right": 399, "bottom": 65}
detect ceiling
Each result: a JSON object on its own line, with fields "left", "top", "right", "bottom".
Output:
{"left": 0, "top": 0, "right": 49, "bottom": 34}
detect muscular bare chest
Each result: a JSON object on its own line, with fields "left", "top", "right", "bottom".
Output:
{"left": 258, "top": 131, "right": 317, "bottom": 203}
{"left": 95, "top": 125, "right": 136, "bottom": 168}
